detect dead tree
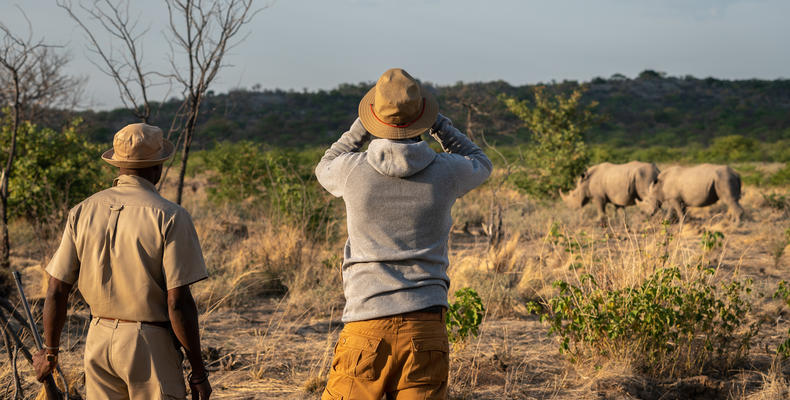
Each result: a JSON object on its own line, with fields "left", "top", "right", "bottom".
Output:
{"left": 59, "top": 0, "right": 261, "bottom": 204}
{"left": 57, "top": 0, "right": 162, "bottom": 122}
{"left": 0, "top": 18, "right": 48, "bottom": 272}
{"left": 165, "top": 0, "right": 258, "bottom": 204}
{"left": 0, "top": 46, "right": 86, "bottom": 124}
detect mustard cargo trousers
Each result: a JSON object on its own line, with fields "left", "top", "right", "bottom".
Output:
{"left": 84, "top": 317, "right": 187, "bottom": 399}
{"left": 322, "top": 313, "right": 449, "bottom": 400}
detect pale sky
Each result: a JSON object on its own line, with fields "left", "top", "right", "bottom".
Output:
{"left": 1, "top": 0, "right": 788, "bottom": 109}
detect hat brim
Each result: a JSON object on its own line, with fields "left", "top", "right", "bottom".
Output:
{"left": 101, "top": 139, "right": 175, "bottom": 168}
{"left": 358, "top": 86, "right": 439, "bottom": 139}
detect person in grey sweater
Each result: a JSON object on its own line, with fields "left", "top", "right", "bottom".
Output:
{"left": 316, "top": 68, "right": 491, "bottom": 400}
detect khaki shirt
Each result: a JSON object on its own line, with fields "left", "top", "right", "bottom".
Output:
{"left": 46, "top": 175, "right": 208, "bottom": 322}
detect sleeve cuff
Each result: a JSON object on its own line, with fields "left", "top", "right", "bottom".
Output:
{"left": 166, "top": 273, "right": 209, "bottom": 290}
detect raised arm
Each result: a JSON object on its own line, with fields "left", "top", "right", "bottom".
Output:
{"left": 315, "top": 118, "right": 373, "bottom": 197}
{"left": 429, "top": 114, "right": 493, "bottom": 196}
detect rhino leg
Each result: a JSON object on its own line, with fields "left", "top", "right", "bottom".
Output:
{"left": 594, "top": 197, "right": 607, "bottom": 227}
{"left": 724, "top": 199, "right": 744, "bottom": 225}
{"left": 667, "top": 198, "right": 686, "bottom": 224}
{"left": 615, "top": 205, "right": 629, "bottom": 229}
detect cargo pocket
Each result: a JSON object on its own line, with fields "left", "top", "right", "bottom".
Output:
{"left": 330, "top": 332, "right": 382, "bottom": 380}
{"left": 405, "top": 336, "right": 449, "bottom": 384}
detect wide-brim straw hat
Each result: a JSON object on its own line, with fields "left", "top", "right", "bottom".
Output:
{"left": 358, "top": 68, "right": 439, "bottom": 139}
{"left": 101, "top": 123, "right": 175, "bottom": 168}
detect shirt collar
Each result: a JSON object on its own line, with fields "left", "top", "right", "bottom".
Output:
{"left": 113, "top": 174, "right": 158, "bottom": 192}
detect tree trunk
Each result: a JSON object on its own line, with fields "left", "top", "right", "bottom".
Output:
{"left": 175, "top": 95, "right": 199, "bottom": 205}
{"left": 1, "top": 72, "right": 21, "bottom": 270}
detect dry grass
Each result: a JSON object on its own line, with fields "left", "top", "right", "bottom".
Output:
{"left": 2, "top": 167, "right": 790, "bottom": 399}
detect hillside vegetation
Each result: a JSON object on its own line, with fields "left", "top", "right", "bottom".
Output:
{"left": 74, "top": 71, "right": 790, "bottom": 153}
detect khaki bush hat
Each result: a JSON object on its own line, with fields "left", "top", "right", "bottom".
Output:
{"left": 101, "top": 123, "right": 175, "bottom": 168}
{"left": 358, "top": 68, "right": 439, "bottom": 139}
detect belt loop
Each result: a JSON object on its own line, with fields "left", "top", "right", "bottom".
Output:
{"left": 113, "top": 319, "right": 119, "bottom": 329}
{"left": 92, "top": 317, "right": 100, "bottom": 326}
{"left": 393, "top": 315, "right": 403, "bottom": 325}
{"left": 137, "top": 321, "right": 142, "bottom": 331}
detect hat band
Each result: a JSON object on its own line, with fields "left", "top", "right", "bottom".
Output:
{"left": 369, "top": 98, "right": 426, "bottom": 128}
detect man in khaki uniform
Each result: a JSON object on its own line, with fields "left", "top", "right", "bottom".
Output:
{"left": 33, "top": 124, "right": 212, "bottom": 399}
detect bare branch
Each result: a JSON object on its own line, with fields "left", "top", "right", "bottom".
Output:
{"left": 57, "top": 0, "right": 162, "bottom": 122}
{"left": 162, "top": 0, "right": 262, "bottom": 204}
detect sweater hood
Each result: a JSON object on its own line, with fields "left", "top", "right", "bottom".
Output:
{"left": 366, "top": 139, "right": 437, "bottom": 178}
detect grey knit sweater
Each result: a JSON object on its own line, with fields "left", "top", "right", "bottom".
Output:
{"left": 315, "top": 116, "right": 492, "bottom": 322}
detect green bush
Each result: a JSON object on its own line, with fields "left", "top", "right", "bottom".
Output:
{"left": 700, "top": 230, "right": 724, "bottom": 252}
{"left": 703, "top": 135, "right": 759, "bottom": 162}
{"left": 446, "top": 287, "right": 486, "bottom": 345}
{"left": 773, "top": 280, "right": 790, "bottom": 357}
{"left": 500, "top": 86, "right": 598, "bottom": 198}
{"left": 202, "top": 141, "right": 268, "bottom": 202}
{"left": 769, "top": 163, "right": 790, "bottom": 186}
{"left": 539, "top": 265, "right": 756, "bottom": 378}
{"left": 763, "top": 193, "right": 790, "bottom": 213}
{"left": 202, "top": 142, "right": 335, "bottom": 237}
{"left": 2, "top": 117, "right": 107, "bottom": 238}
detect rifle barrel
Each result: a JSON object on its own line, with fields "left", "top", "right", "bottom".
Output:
{"left": 12, "top": 271, "right": 66, "bottom": 400}
{"left": 12, "top": 271, "right": 44, "bottom": 349}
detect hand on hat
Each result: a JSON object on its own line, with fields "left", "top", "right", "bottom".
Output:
{"left": 350, "top": 117, "right": 374, "bottom": 143}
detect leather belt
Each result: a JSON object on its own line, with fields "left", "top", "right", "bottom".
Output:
{"left": 398, "top": 311, "right": 445, "bottom": 321}
{"left": 386, "top": 307, "right": 447, "bottom": 321}
{"left": 97, "top": 317, "right": 171, "bottom": 330}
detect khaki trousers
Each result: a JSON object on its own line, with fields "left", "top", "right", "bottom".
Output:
{"left": 322, "top": 313, "right": 449, "bottom": 400}
{"left": 84, "top": 317, "right": 187, "bottom": 400}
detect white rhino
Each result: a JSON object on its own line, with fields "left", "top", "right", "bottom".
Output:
{"left": 637, "top": 164, "right": 743, "bottom": 224}
{"left": 560, "top": 161, "right": 660, "bottom": 223}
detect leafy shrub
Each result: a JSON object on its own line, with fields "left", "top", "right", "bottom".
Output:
{"left": 446, "top": 287, "right": 486, "bottom": 345}
{"left": 500, "top": 87, "right": 598, "bottom": 198}
{"left": 540, "top": 265, "right": 757, "bottom": 378}
{"left": 768, "top": 163, "right": 790, "bottom": 186}
{"left": 3, "top": 117, "right": 107, "bottom": 239}
{"left": 700, "top": 230, "right": 725, "bottom": 252}
{"left": 202, "top": 141, "right": 268, "bottom": 202}
{"left": 703, "top": 135, "right": 759, "bottom": 162}
{"left": 202, "top": 142, "right": 335, "bottom": 237}
{"left": 763, "top": 193, "right": 790, "bottom": 214}
{"left": 773, "top": 281, "right": 790, "bottom": 357}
